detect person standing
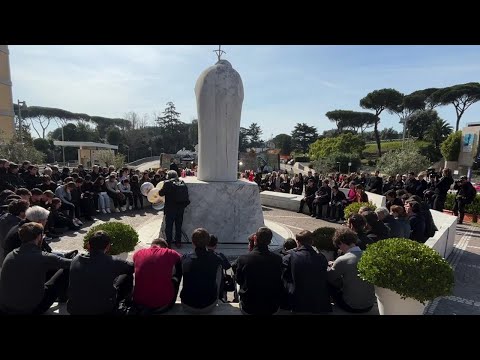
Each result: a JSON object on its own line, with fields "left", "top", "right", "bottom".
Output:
{"left": 158, "top": 170, "right": 190, "bottom": 248}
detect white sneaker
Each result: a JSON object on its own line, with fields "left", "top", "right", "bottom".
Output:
{"left": 115, "top": 208, "right": 121, "bottom": 213}
{"left": 128, "top": 206, "right": 132, "bottom": 210}
{"left": 74, "top": 219, "right": 83, "bottom": 226}
{"left": 106, "top": 208, "right": 111, "bottom": 214}
{"left": 72, "top": 219, "right": 80, "bottom": 226}
{"left": 101, "top": 209, "right": 107, "bottom": 214}
{"left": 121, "top": 206, "right": 127, "bottom": 212}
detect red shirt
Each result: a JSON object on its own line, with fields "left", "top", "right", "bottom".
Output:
{"left": 133, "top": 246, "right": 181, "bottom": 309}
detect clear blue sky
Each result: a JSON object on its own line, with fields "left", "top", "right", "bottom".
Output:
{"left": 9, "top": 45, "right": 480, "bottom": 139}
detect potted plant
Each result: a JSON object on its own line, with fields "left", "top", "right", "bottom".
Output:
{"left": 358, "top": 238, "right": 454, "bottom": 315}
{"left": 343, "top": 201, "right": 377, "bottom": 219}
{"left": 465, "top": 194, "right": 480, "bottom": 223}
{"left": 84, "top": 222, "right": 139, "bottom": 258}
{"left": 312, "top": 227, "right": 337, "bottom": 261}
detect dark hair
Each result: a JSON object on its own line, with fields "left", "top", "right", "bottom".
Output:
{"left": 52, "top": 198, "right": 62, "bottom": 206}
{"left": 348, "top": 213, "right": 366, "bottom": 232}
{"left": 361, "top": 211, "right": 378, "bottom": 227}
{"left": 43, "top": 190, "right": 55, "bottom": 197}
{"left": 31, "top": 188, "right": 43, "bottom": 196}
{"left": 64, "top": 177, "right": 73, "bottom": 183}
{"left": 407, "top": 195, "right": 423, "bottom": 204}
{"left": 192, "top": 228, "right": 210, "bottom": 247}
{"left": 75, "top": 177, "right": 84, "bottom": 184}
{"left": 256, "top": 227, "right": 273, "bottom": 246}
{"left": 296, "top": 230, "right": 314, "bottom": 245}
{"left": 16, "top": 188, "right": 32, "bottom": 197}
{"left": 390, "top": 205, "right": 406, "bottom": 218}
{"left": 89, "top": 231, "right": 111, "bottom": 251}
{"left": 131, "top": 174, "right": 139, "bottom": 182}
{"left": 71, "top": 173, "right": 79, "bottom": 180}
{"left": 283, "top": 238, "right": 297, "bottom": 251}
{"left": 84, "top": 174, "right": 92, "bottom": 181}
{"left": 0, "top": 189, "right": 15, "bottom": 203}
{"left": 385, "top": 190, "right": 397, "bottom": 198}
{"left": 152, "top": 238, "right": 168, "bottom": 248}
{"left": 333, "top": 228, "right": 358, "bottom": 247}
{"left": 18, "top": 222, "right": 44, "bottom": 244}
{"left": 407, "top": 201, "right": 421, "bottom": 213}
{"left": 8, "top": 199, "right": 29, "bottom": 216}
{"left": 42, "top": 175, "right": 51, "bottom": 182}
{"left": 208, "top": 235, "right": 218, "bottom": 247}
{"left": 66, "top": 182, "right": 76, "bottom": 190}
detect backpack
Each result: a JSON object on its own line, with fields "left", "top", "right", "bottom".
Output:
{"left": 171, "top": 179, "right": 190, "bottom": 207}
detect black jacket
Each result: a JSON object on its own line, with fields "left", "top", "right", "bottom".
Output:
{"left": 180, "top": 248, "right": 223, "bottom": 309}
{"left": 67, "top": 251, "right": 134, "bottom": 315}
{"left": 409, "top": 213, "right": 427, "bottom": 243}
{"left": 434, "top": 176, "right": 454, "bottom": 197}
{"left": 235, "top": 246, "right": 283, "bottom": 315}
{"left": 158, "top": 179, "right": 188, "bottom": 214}
{"left": 0, "top": 214, "right": 22, "bottom": 264}
{"left": 282, "top": 245, "right": 332, "bottom": 313}
{"left": 0, "top": 243, "right": 71, "bottom": 314}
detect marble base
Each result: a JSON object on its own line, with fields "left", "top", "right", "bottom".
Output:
{"left": 160, "top": 177, "right": 264, "bottom": 244}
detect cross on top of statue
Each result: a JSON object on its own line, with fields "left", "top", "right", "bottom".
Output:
{"left": 214, "top": 45, "right": 226, "bottom": 61}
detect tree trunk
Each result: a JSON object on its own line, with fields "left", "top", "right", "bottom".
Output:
{"left": 374, "top": 120, "right": 382, "bottom": 157}
{"left": 456, "top": 114, "right": 461, "bottom": 132}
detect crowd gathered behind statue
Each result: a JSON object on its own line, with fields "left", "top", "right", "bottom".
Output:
{"left": 0, "top": 156, "right": 472, "bottom": 315}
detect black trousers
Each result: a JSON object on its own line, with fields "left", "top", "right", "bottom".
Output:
{"left": 299, "top": 199, "right": 314, "bottom": 214}
{"left": 453, "top": 198, "right": 469, "bottom": 222}
{"left": 165, "top": 208, "right": 185, "bottom": 244}
{"left": 47, "top": 211, "right": 77, "bottom": 230}
{"left": 327, "top": 283, "right": 373, "bottom": 314}
{"left": 132, "top": 191, "right": 143, "bottom": 209}
{"left": 433, "top": 195, "right": 446, "bottom": 212}
{"left": 60, "top": 202, "right": 76, "bottom": 219}
{"left": 32, "top": 268, "right": 70, "bottom": 315}
{"left": 114, "top": 273, "right": 134, "bottom": 309}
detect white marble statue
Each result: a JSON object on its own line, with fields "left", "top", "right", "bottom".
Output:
{"left": 195, "top": 59, "right": 244, "bottom": 182}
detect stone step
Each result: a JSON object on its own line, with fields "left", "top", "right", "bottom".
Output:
{"left": 44, "top": 301, "right": 379, "bottom": 315}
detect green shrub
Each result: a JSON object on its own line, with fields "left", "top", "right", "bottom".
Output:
{"left": 465, "top": 194, "right": 480, "bottom": 215}
{"left": 312, "top": 227, "right": 337, "bottom": 252}
{"left": 444, "top": 193, "right": 456, "bottom": 211}
{"left": 441, "top": 131, "right": 461, "bottom": 161}
{"left": 83, "top": 222, "right": 139, "bottom": 255}
{"left": 358, "top": 238, "right": 454, "bottom": 304}
{"left": 344, "top": 201, "right": 377, "bottom": 219}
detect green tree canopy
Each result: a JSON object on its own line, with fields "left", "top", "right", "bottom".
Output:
{"left": 360, "top": 88, "right": 403, "bottom": 156}
{"left": 291, "top": 123, "right": 318, "bottom": 153}
{"left": 309, "top": 133, "right": 365, "bottom": 160}
{"left": 441, "top": 131, "right": 462, "bottom": 161}
{"left": 325, "top": 110, "right": 377, "bottom": 133}
{"left": 272, "top": 133, "right": 292, "bottom": 155}
{"left": 377, "top": 140, "right": 430, "bottom": 176}
{"left": 431, "top": 82, "right": 480, "bottom": 131}
{"left": 247, "top": 123, "right": 263, "bottom": 148}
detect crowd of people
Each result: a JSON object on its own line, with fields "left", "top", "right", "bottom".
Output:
{"left": 0, "top": 155, "right": 476, "bottom": 315}
{"left": 0, "top": 219, "right": 377, "bottom": 315}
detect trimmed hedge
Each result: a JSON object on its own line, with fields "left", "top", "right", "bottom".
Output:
{"left": 344, "top": 201, "right": 377, "bottom": 219}
{"left": 83, "top": 222, "right": 139, "bottom": 256}
{"left": 358, "top": 238, "right": 454, "bottom": 304}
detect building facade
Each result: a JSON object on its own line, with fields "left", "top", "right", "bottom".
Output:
{"left": 0, "top": 45, "right": 15, "bottom": 142}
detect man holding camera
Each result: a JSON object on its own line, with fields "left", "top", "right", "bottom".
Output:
{"left": 453, "top": 176, "right": 476, "bottom": 224}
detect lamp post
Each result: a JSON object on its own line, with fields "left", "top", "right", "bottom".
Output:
{"left": 17, "top": 100, "right": 27, "bottom": 142}
{"left": 125, "top": 145, "right": 130, "bottom": 163}
{"left": 336, "top": 162, "right": 341, "bottom": 173}
{"left": 348, "top": 161, "right": 352, "bottom": 174}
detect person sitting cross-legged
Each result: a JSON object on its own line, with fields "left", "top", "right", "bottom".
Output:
{"left": 0, "top": 222, "right": 71, "bottom": 315}
{"left": 235, "top": 227, "right": 283, "bottom": 315}
{"left": 132, "top": 238, "right": 182, "bottom": 314}
{"left": 180, "top": 228, "right": 223, "bottom": 314}
{"left": 207, "top": 235, "right": 232, "bottom": 302}
{"left": 281, "top": 230, "right": 332, "bottom": 314}
{"left": 327, "top": 228, "right": 375, "bottom": 313}
{"left": 67, "top": 231, "right": 134, "bottom": 315}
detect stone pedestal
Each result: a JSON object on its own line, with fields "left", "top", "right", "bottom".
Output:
{"left": 160, "top": 177, "right": 264, "bottom": 244}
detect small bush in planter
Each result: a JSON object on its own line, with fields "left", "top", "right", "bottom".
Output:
{"left": 83, "top": 222, "right": 139, "bottom": 256}
{"left": 344, "top": 201, "right": 377, "bottom": 219}
{"left": 358, "top": 238, "right": 454, "bottom": 304}
{"left": 312, "top": 227, "right": 337, "bottom": 252}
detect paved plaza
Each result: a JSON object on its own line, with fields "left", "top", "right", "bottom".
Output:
{"left": 47, "top": 206, "right": 480, "bottom": 315}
